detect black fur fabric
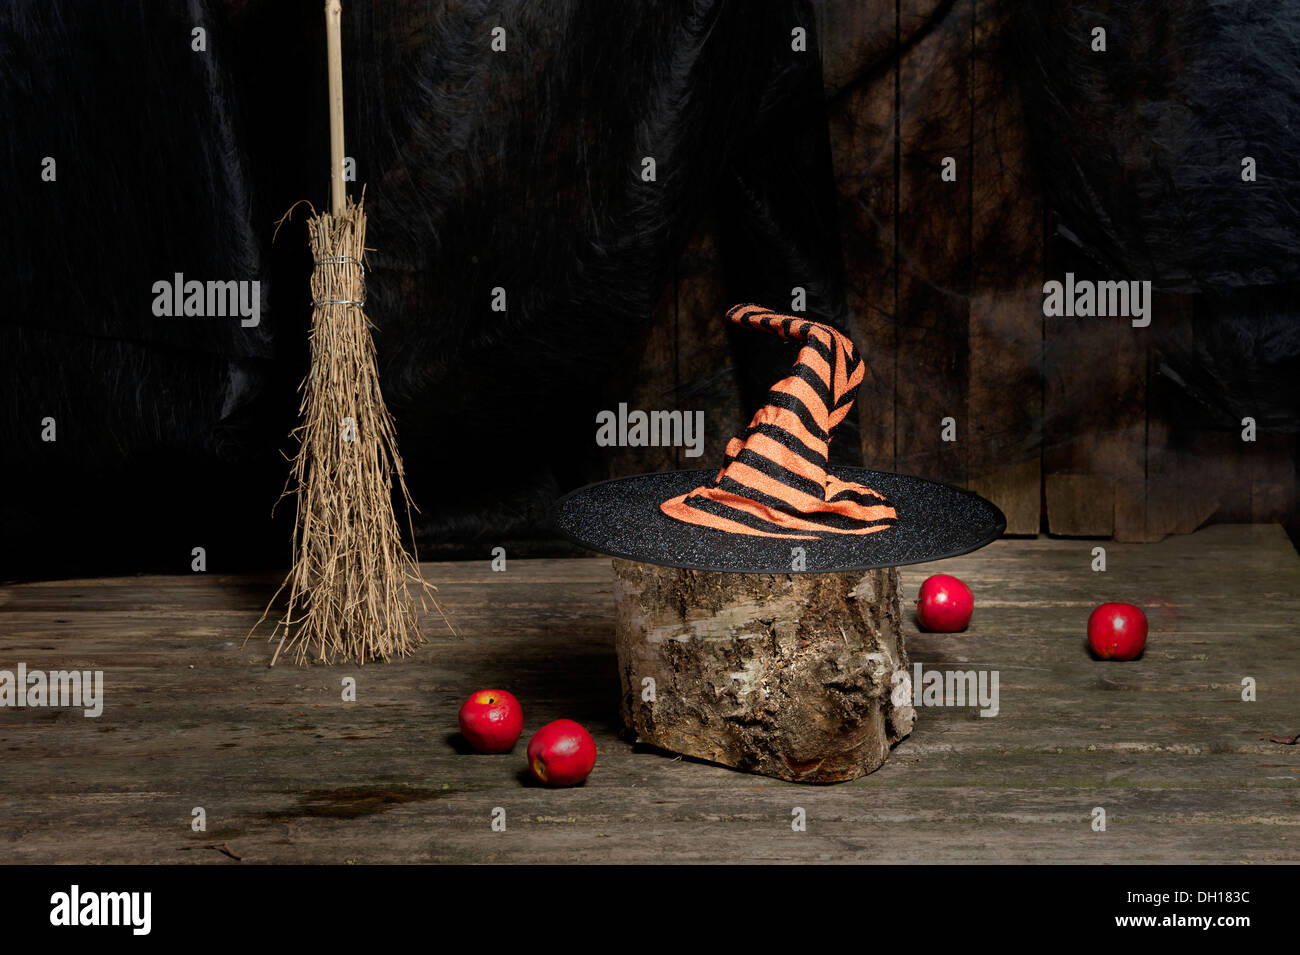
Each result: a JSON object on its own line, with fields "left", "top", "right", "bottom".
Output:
{"left": 1017, "top": 0, "right": 1300, "bottom": 291}
{"left": 1016, "top": 0, "right": 1300, "bottom": 428}
{"left": 0, "top": 1, "right": 289, "bottom": 578}
{"left": 0, "top": 0, "right": 845, "bottom": 577}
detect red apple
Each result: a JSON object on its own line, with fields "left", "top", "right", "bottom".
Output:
{"left": 1088, "top": 602, "right": 1148, "bottom": 660}
{"left": 527, "top": 719, "right": 596, "bottom": 787}
{"left": 916, "top": 574, "right": 974, "bottom": 632}
{"left": 458, "top": 689, "right": 524, "bottom": 753}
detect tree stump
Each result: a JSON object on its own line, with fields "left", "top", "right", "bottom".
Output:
{"left": 612, "top": 559, "right": 915, "bottom": 783}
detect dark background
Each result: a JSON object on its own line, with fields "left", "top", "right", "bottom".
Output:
{"left": 2, "top": 0, "right": 1297, "bottom": 580}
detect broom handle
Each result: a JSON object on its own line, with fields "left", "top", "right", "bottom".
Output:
{"left": 325, "top": 0, "right": 346, "bottom": 216}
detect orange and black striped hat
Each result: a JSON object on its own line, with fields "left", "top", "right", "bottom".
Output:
{"left": 554, "top": 304, "right": 1004, "bottom": 573}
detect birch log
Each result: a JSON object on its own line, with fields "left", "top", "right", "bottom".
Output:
{"left": 612, "top": 559, "right": 915, "bottom": 783}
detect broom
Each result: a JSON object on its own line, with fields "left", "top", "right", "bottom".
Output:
{"left": 252, "top": 0, "right": 449, "bottom": 666}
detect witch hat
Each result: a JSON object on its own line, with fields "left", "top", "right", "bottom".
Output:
{"left": 554, "top": 304, "right": 1005, "bottom": 573}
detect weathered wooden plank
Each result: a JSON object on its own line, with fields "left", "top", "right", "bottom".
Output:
{"left": 816, "top": 0, "right": 897, "bottom": 101}
{"left": 825, "top": 4, "right": 898, "bottom": 472}
{"left": 1031, "top": 4, "right": 1169, "bottom": 542}
{"left": 894, "top": 0, "right": 972, "bottom": 486}
{"left": 1044, "top": 472, "right": 1114, "bottom": 537}
{"left": 1251, "top": 433, "right": 1296, "bottom": 525}
{"left": 604, "top": 270, "right": 682, "bottom": 478}
{"left": 606, "top": 215, "right": 758, "bottom": 480}
{"left": 967, "top": 0, "right": 1043, "bottom": 535}
{"left": 1110, "top": 323, "right": 1153, "bottom": 542}
{"left": 1144, "top": 294, "right": 1216, "bottom": 538}
{"left": 671, "top": 215, "right": 750, "bottom": 469}
{"left": 2, "top": 784, "right": 1294, "bottom": 865}
{"left": 1, "top": 526, "right": 1296, "bottom": 863}
{"left": 1042, "top": 248, "right": 1151, "bottom": 539}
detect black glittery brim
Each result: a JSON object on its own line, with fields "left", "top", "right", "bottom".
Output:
{"left": 551, "top": 467, "right": 1006, "bottom": 573}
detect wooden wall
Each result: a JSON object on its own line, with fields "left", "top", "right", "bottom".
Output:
{"left": 614, "top": 0, "right": 1296, "bottom": 543}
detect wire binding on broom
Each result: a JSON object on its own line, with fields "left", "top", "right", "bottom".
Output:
{"left": 314, "top": 255, "right": 365, "bottom": 268}
{"left": 313, "top": 254, "right": 366, "bottom": 306}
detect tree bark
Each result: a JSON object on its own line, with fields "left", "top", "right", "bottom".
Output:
{"left": 612, "top": 559, "right": 915, "bottom": 783}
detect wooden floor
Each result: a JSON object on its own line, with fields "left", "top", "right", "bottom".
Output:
{"left": 1, "top": 524, "right": 1296, "bottom": 864}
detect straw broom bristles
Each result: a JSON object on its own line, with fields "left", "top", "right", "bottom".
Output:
{"left": 251, "top": 193, "right": 451, "bottom": 665}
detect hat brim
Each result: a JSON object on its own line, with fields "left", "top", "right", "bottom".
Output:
{"left": 552, "top": 467, "right": 1006, "bottom": 573}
